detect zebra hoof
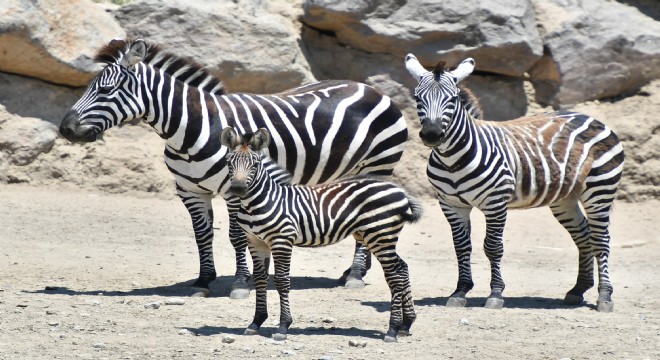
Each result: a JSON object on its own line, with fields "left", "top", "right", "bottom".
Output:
{"left": 597, "top": 300, "right": 614, "bottom": 313}
{"left": 190, "top": 287, "right": 211, "bottom": 298}
{"left": 272, "top": 333, "right": 287, "bottom": 341}
{"left": 484, "top": 297, "right": 504, "bottom": 309}
{"left": 383, "top": 335, "right": 398, "bottom": 343}
{"left": 446, "top": 296, "right": 467, "bottom": 308}
{"left": 344, "top": 279, "right": 366, "bottom": 289}
{"left": 563, "top": 293, "right": 584, "bottom": 305}
{"left": 244, "top": 328, "right": 258, "bottom": 335}
{"left": 229, "top": 288, "right": 250, "bottom": 300}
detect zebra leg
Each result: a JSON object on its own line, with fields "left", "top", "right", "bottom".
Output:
{"left": 482, "top": 205, "right": 508, "bottom": 309}
{"left": 581, "top": 195, "right": 616, "bottom": 312}
{"left": 441, "top": 204, "right": 474, "bottom": 307}
{"left": 226, "top": 198, "right": 252, "bottom": 299}
{"left": 339, "top": 237, "right": 372, "bottom": 289}
{"left": 271, "top": 239, "right": 294, "bottom": 341}
{"left": 177, "top": 187, "right": 216, "bottom": 297}
{"left": 367, "top": 233, "right": 413, "bottom": 343}
{"left": 549, "top": 200, "right": 594, "bottom": 306}
{"left": 245, "top": 236, "right": 271, "bottom": 335}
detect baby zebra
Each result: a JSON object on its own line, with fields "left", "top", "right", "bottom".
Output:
{"left": 220, "top": 127, "right": 421, "bottom": 342}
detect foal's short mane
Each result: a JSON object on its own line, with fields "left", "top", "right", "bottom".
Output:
{"left": 94, "top": 38, "right": 225, "bottom": 95}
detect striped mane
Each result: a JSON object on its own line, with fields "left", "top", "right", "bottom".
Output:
{"left": 459, "top": 86, "right": 482, "bottom": 119}
{"left": 94, "top": 39, "right": 225, "bottom": 95}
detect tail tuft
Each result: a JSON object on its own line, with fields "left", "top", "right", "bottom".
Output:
{"left": 402, "top": 195, "right": 423, "bottom": 223}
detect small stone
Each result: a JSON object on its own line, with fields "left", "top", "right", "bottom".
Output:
{"left": 144, "top": 301, "right": 162, "bottom": 310}
{"left": 322, "top": 317, "right": 336, "bottom": 324}
{"left": 59, "top": 334, "right": 66, "bottom": 339}
{"left": 164, "top": 298, "right": 186, "bottom": 306}
{"left": 293, "top": 344, "right": 304, "bottom": 351}
{"left": 92, "top": 343, "right": 106, "bottom": 349}
{"left": 73, "top": 325, "right": 85, "bottom": 331}
{"left": 282, "top": 349, "right": 298, "bottom": 356}
{"left": 459, "top": 318, "right": 470, "bottom": 326}
{"left": 46, "top": 310, "right": 57, "bottom": 315}
{"left": 348, "top": 339, "right": 367, "bottom": 347}
{"left": 242, "top": 347, "right": 255, "bottom": 354}
{"left": 178, "top": 329, "right": 194, "bottom": 336}
{"left": 222, "top": 335, "right": 235, "bottom": 344}
{"left": 47, "top": 321, "right": 59, "bottom": 326}
{"left": 532, "top": 327, "right": 540, "bottom": 331}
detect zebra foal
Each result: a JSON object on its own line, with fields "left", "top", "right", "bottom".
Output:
{"left": 221, "top": 127, "right": 421, "bottom": 342}
{"left": 405, "top": 54, "right": 624, "bottom": 312}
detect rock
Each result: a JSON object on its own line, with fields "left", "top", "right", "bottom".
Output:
{"left": 321, "top": 317, "right": 336, "bottom": 324}
{"left": 0, "top": 0, "right": 125, "bottom": 86}
{"left": 459, "top": 318, "right": 470, "bottom": 326}
{"left": 92, "top": 343, "right": 106, "bottom": 349}
{"left": 178, "top": 328, "right": 194, "bottom": 336}
{"left": 47, "top": 321, "right": 59, "bottom": 326}
{"left": 348, "top": 339, "right": 367, "bottom": 347}
{"left": 143, "top": 301, "right": 162, "bottom": 310}
{"left": 529, "top": 0, "right": 660, "bottom": 107}
{"left": 462, "top": 74, "right": 527, "bottom": 120}
{"left": 114, "top": 0, "right": 314, "bottom": 94}
{"left": 164, "top": 298, "right": 186, "bottom": 306}
{"left": 221, "top": 335, "right": 235, "bottom": 344}
{"left": 303, "top": 0, "right": 543, "bottom": 76}
{"left": 0, "top": 106, "right": 58, "bottom": 166}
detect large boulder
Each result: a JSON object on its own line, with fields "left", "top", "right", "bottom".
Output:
{"left": 529, "top": 0, "right": 660, "bottom": 107}
{"left": 0, "top": 0, "right": 125, "bottom": 87}
{"left": 303, "top": 0, "right": 543, "bottom": 77}
{"left": 113, "top": 0, "right": 314, "bottom": 94}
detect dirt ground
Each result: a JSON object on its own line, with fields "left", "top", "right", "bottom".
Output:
{"left": 0, "top": 184, "right": 658, "bottom": 359}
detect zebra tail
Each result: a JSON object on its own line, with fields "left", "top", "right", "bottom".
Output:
{"left": 402, "top": 195, "right": 424, "bottom": 224}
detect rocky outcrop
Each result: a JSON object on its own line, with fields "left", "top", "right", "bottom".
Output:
{"left": 530, "top": 0, "right": 660, "bottom": 107}
{"left": 303, "top": 0, "right": 543, "bottom": 77}
{"left": 113, "top": 0, "right": 314, "bottom": 94}
{"left": 0, "top": 105, "right": 58, "bottom": 168}
{"left": 0, "top": 0, "right": 125, "bottom": 87}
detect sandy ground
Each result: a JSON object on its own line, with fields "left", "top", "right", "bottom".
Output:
{"left": 0, "top": 184, "right": 658, "bottom": 359}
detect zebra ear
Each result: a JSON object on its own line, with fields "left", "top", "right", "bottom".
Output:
{"left": 249, "top": 128, "right": 271, "bottom": 151}
{"left": 449, "top": 58, "right": 475, "bottom": 83}
{"left": 121, "top": 39, "right": 147, "bottom": 68}
{"left": 405, "top": 53, "right": 428, "bottom": 82}
{"left": 220, "top": 127, "right": 242, "bottom": 149}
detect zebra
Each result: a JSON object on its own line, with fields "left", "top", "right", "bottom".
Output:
{"left": 405, "top": 54, "right": 624, "bottom": 312}
{"left": 220, "top": 126, "right": 420, "bottom": 342}
{"left": 58, "top": 38, "right": 409, "bottom": 298}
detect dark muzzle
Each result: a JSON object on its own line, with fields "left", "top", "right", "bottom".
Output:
{"left": 59, "top": 110, "right": 97, "bottom": 143}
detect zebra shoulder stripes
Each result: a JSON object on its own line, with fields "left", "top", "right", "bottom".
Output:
{"left": 58, "top": 38, "right": 408, "bottom": 298}
{"left": 405, "top": 54, "right": 624, "bottom": 312}
{"left": 221, "top": 127, "right": 420, "bottom": 342}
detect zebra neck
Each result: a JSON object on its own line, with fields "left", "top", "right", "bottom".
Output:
{"left": 433, "top": 111, "right": 480, "bottom": 170}
{"left": 240, "top": 167, "right": 281, "bottom": 211}
{"left": 139, "top": 65, "right": 218, "bottom": 159}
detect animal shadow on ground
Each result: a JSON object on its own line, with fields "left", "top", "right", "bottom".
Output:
{"left": 190, "top": 324, "right": 385, "bottom": 339}
{"left": 363, "top": 296, "right": 592, "bottom": 311}
{"left": 25, "top": 275, "right": 342, "bottom": 298}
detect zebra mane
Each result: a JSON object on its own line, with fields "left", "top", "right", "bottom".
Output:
{"left": 261, "top": 156, "right": 294, "bottom": 185}
{"left": 94, "top": 38, "right": 225, "bottom": 95}
{"left": 458, "top": 86, "right": 482, "bottom": 119}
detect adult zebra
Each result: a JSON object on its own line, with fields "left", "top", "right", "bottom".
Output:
{"left": 58, "top": 38, "right": 408, "bottom": 298}
{"left": 405, "top": 54, "right": 624, "bottom": 312}
{"left": 221, "top": 127, "right": 420, "bottom": 342}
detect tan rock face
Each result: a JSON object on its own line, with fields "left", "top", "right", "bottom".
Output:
{"left": 0, "top": 0, "right": 125, "bottom": 86}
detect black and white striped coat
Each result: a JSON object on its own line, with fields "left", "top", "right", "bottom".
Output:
{"left": 405, "top": 54, "right": 624, "bottom": 312}
{"left": 220, "top": 127, "right": 420, "bottom": 342}
{"left": 59, "top": 39, "right": 408, "bottom": 298}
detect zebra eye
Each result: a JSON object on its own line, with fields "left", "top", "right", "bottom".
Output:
{"left": 98, "top": 84, "right": 114, "bottom": 94}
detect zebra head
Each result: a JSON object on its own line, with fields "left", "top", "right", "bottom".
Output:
{"left": 220, "top": 127, "right": 272, "bottom": 198}
{"left": 60, "top": 39, "right": 148, "bottom": 143}
{"left": 405, "top": 54, "right": 475, "bottom": 147}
